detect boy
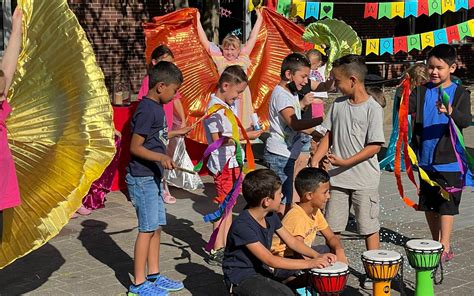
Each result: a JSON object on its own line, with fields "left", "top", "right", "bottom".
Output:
{"left": 311, "top": 54, "right": 385, "bottom": 289}
{"left": 223, "top": 169, "right": 336, "bottom": 295}
{"left": 265, "top": 53, "right": 325, "bottom": 216}
{"left": 409, "top": 44, "right": 472, "bottom": 262}
{"left": 126, "top": 61, "right": 192, "bottom": 295}
{"left": 204, "top": 65, "right": 262, "bottom": 264}
{"left": 272, "top": 167, "right": 347, "bottom": 264}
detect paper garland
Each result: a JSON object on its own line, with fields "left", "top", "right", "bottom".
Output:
{"left": 366, "top": 20, "right": 474, "bottom": 55}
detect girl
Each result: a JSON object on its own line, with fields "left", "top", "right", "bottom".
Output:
{"left": 196, "top": 9, "right": 263, "bottom": 130}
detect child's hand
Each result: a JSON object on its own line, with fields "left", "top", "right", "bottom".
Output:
{"left": 302, "top": 92, "right": 316, "bottom": 108}
{"left": 158, "top": 155, "right": 175, "bottom": 170}
{"left": 180, "top": 121, "right": 187, "bottom": 129}
{"left": 319, "top": 253, "right": 337, "bottom": 264}
{"left": 328, "top": 153, "right": 348, "bottom": 167}
{"left": 436, "top": 100, "right": 452, "bottom": 115}
{"left": 256, "top": 7, "right": 263, "bottom": 17}
{"left": 175, "top": 126, "right": 192, "bottom": 136}
{"left": 319, "top": 155, "right": 331, "bottom": 171}
{"left": 247, "top": 129, "right": 263, "bottom": 140}
{"left": 114, "top": 130, "right": 122, "bottom": 138}
{"left": 337, "top": 253, "right": 349, "bottom": 265}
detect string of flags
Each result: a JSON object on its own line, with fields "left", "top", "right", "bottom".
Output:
{"left": 366, "top": 20, "right": 474, "bottom": 55}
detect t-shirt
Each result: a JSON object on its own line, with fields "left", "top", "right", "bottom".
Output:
{"left": 127, "top": 97, "right": 168, "bottom": 177}
{"left": 322, "top": 96, "right": 385, "bottom": 190}
{"left": 271, "top": 204, "right": 328, "bottom": 257}
{"left": 266, "top": 85, "right": 302, "bottom": 159}
{"left": 419, "top": 83, "right": 458, "bottom": 172}
{"left": 223, "top": 210, "right": 283, "bottom": 285}
{"left": 204, "top": 94, "right": 244, "bottom": 175}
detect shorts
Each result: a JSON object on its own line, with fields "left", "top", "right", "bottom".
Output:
{"left": 301, "top": 135, "right": 312, "bottom": 153}
{"left": 325, "top": 186, "right": 380, "bottom": 235}
{"left": 126, "top": 173, "right": 166, "bottom": 232}
{"left": 418, "top": 171, "right": 462, "bottom": 215}
{"left": 263, "top": 149, "right": 296, "bottom": 205}
{"left": 212, "top": 164, "right": 241, "bottom": 204}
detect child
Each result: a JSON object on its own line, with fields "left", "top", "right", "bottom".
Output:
{"left": 137, "top": 45, "right": 191, "bottom": 204}
{"left": 272, "top": 167, "right": 347, "bottom": 264}
{"left": 311, "top": 54, "right": 385, "bottom": 289}
{"left": 126, "top": 61, "right": 191, "bottom": 295}
{"left": 366, "top": 86, "right": 386, "bottom": 108}
{"left": 1, "top": 7, "right": 22, "bottom": 222}
{"left": 204, "top": 65, "right": 262, "bottom": 264}
{"left": 307, "top": 49, "right": 327, "bottom": 85}
{"left": 408, "top": 44, "right": 472, "bottom": 263}
{"left": 196, "top": 9, "right": 263, "bottom": 129}
{"left": 222, "top": 169, "right": 336, "bottom": 295}
{"left": 265, "top": 53, "right": 324, "bottom": 216}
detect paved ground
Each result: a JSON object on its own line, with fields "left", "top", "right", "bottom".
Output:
{"left": 1, "top": 95, "right": 474, "bottom": 295}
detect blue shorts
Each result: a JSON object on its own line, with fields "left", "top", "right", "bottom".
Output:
{"left": 126, "top": 173, "right": 166, "bottom": 232}
{"left": 263, "top": 150, "right": 295, "bottom": 205}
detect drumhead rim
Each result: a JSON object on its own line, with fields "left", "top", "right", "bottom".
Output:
{"left": 405, "top": 239, "right": 443, "bottom": 251}
{"left": 362, "top": 250, "right": 402, "bottom": 261}
{"left": 310, "top": 262, "right": 349, "bottom": 273}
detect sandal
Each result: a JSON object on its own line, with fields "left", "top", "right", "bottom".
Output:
{"left": 163, "top": 191, "right": 176, "bottom": 204}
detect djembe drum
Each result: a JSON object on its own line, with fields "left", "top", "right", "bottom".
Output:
{"left": 309, "top": 262, "right": 349, "bottom": 296}
{"left": 405, "top": 239, "right": 443, "bottom": 296}
{"left": 361, "top": 250, "right": 402, "bottom": 296}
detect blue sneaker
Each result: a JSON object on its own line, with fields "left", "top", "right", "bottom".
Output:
{"left": 128, "top": 281, "right": 168, "bottom": 296}
{"left": 147, "top": 274, "right": 184, "bottom": 292}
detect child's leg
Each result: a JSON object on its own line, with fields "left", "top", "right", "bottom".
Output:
{"left": 324, "top": 187, "right": 350, "bottom": 236}
{"left": 352, "top": 189, "right": 380, "bottom": 250}
{"left": 133, "top": 232, "right": 154, "bottom": 284}
{"left": 425, "top": 211, "right": 441, "bottom": 241}
{"left": 365, "top": 232, "right": 380, "bottom": 250}
{"left": 147, "top": 228, "right": 161, "bottom": 275}
{"left": 440, "top": 214, "right": 454, "bottom": 252}
{"left": 264, "top": 150, "right": 294, "bottom": 217}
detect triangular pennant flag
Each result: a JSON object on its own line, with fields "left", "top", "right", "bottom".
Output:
{"left": 392, "top": 2, "right": 405, "bottom": 18}
{"left": 458, "top": 21, "right": 471, "bottom": 39}
{"left": 394, "top": 36, "right": 408, "bottom": 53}
{"left": 407, "top": 34, "right": 421, "bottom": 51}
{"left": 442, "top": 0, "right": 456, "bottom": 12}
{"left": 291, "top": 0, "right": 306, "bottom": 19}
{"left": 421, "top": 31, "right": 435, "bottom": 49}
{"left": 434, "top": 28, "right": 448, "bottom": 45}
{"left": 446, "top": 25, "right": 460, "bottom": 42}
{"left": 418, "top": 0, "right": 429, "bottom": 15}
{"left": 248, "top": 0, "right": 263, "bottom": 11}
{"left": 320, "top": 2, "right": 334, "bottom": 19}
{"left": 306, "top": 2, "right": 320, "bottom": 20}
{"left": 469, "top": 0, "right": 474, "bottom": 8}
{"left": 380, "top": 38, "right": 394, "bottom": 54}
{"left": 456, "top": 0, "right": 469, "bottom": 10}
{"left": 366, "top": 39, "right": 380, "bottom": 55}
{"left": 276, "top": 0, "right": 292, "bottom": 16}
{"left": 405, "top": 1, "right": 418, "bottom": 17}
{"left": 379, "top": 2, "right": 392, "bottom": 18}
{"left": 468, "top": 19, "right": 474, "bottom": 37}
{"left": 429, "top": 0, "right": 442, "bottom": 15}
{"left": 365, "top": 3, "right": 378, "bottom": 19}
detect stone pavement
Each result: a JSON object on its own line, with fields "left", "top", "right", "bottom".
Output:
{"left": 1, "top": 118, "right": 474, "bottom": 295}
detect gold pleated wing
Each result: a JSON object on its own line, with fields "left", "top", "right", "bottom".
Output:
{"left": 144, "top": 8, "right": 311, "bottom": 143}
{"left": 1, "top": 0, "right": 115, "bottom": 268}
{"left": 303, "top": 19, "right": 362, "bottom": 77}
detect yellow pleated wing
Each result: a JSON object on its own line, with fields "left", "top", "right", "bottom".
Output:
{"left": 1, "top": 0, "right": 115, "bottom": 268}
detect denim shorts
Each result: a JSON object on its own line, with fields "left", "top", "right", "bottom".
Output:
{"left": 263, "top": 149, "right": 295, "bottom": 205}
{"left": 126, "top": 173, "right": 166, "bottom": 232}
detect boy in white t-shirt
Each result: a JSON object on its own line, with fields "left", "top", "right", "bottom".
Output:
{"left": 264, "top": 53, "right": 324, "bottom": 216}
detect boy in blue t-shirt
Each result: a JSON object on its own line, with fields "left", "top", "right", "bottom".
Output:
{"left": 409, "top": 44, "right": 472, "bottom": 263}
{"left": 126, "top": 61, "right": 192, "bottom": 295}
{"left": 223, "top": 169, "right": 336, "bottom": 295}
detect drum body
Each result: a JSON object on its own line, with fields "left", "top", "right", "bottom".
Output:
{"left": 405, "top": 239, "right": 443, "bottom": 296}
{"left": 361, "top": 250, "right": 402, "bottom": 296}
{"left": 310, "top": 262, "right": 349, "bottom": 296}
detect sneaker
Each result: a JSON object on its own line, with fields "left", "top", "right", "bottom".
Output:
{"left": 128, "top": 281, "right": 168, "bottom": 296}
{"left": 147, "top": 274, "right": 184, "bottom": 292}
{"left": 295, "top": 287, "right": 317, "bottom": 296}
{"left": 208, "top": 247, "right": 225, "bottom": 266}
{"left": 441, "top": 249, "right": 454, "bottom": 263}
{"left": 362, "top": 277, "right": 373, "bottom": 289}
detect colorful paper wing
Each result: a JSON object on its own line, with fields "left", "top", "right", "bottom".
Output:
{"left": 302, "top": 19, "right": 362, "bottom": 77}
{"left": 1, "top": 0, "right": 116, "bottom": 268}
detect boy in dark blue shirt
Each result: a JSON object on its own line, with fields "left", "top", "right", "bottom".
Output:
{"left": 409, "top": 44, "right": 472, "bottom": 263}
{"left": 223, "top": 169, "right": 336, "bottom": 295}
{"left": 126, "top": 61, "right": 192, "bottom": 296}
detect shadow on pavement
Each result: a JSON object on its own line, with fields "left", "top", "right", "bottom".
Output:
{"left": 78, "top": 219, "right": 134, "bottom": 288}
{"left": 175, "top": 262, "right": 226, "bottom": 296}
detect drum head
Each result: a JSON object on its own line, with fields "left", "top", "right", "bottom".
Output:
{"left": 362, "top": 250, "right": 401, "bottom": 261}
{"left": 406, "top": 239, "right": 443, "bottom": 251}
{"left": 311, "top": 261, "right": 348, "bottom": 274}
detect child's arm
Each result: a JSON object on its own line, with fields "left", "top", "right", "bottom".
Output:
{"left": 241, "top": 9, "right": 263, "bottom": 56}
{"left": 130, "top": 134, "right": 175, "bottom": 169}
{"left": 437, "top": 90, "right": 472, "bottom": 128}
{"left": 310, "top": 77, "right": 335, "bottom": 93}
{"left": 173, "top": 99, "right": 187, "bottom": 128}
{"left": 280, "top": 107, "right": 322, "bottom": 131}
{"left": 168, "top": 126, "right": 192, "bottom": 139}
{"left": 1, "top": 7, "right": 22, "bottom": 99}
{"left": 310, "top": 132, "right": 330, "bottom": 167}
{"left": 320, "top": 227, "right": 348, "bottom": 264}
{"left": 327, "top": 143, "right": 382, "bottom": 168}
{"left": 196, "top": 11, "right": 211, "bottom": 53}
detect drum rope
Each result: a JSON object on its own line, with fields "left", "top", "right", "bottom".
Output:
{"left": 433, "top": 261, "right": 444, "bottom": 285}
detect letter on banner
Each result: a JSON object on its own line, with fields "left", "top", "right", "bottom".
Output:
{"left": 392, "top": 2, "right": 405, "bottom": 18}
{"left": 364, "top": 3, "right": 378, "bottom": 18}
{"left": 421, "top": 31, "right": 435, "bottom": 49}
{"left": 407, "top": 34, "right": 421, "bottom": 51}
{"left": 320, "top": 2, "right": 334, "bottom": 19}
{"left": 366, "top": 39, "right": 380, "bottom": 55}
{"left": 468, "top": 19, "right": 474, "bottom": 36}
{"left": 458, "top": 21, "right": 470, "bottom": 39}
{"left": 418, "top": 0, "right": 429, "bottom": 15}
{"left": 442, "top": 0, "right": 456, "bottom": 12}
{"left": 429, "top": 0, "right": 442, "bottom": 15}
{"left": 378, "top": 2, "right": 392, "bottom": 18}
{"left": 405, "top": 1, "right": 418, "bottom": 17}
{"left": 455, "top": 0, "right": 469, "bottom": 10}
{"left": 276, "top": 0, "right": 292, "bottom": 16}
{"left": 446, "top": 25, "right": 460, "bottom": 42}
{"left": 434, "top": 28, "right": 448, "bottom": 45}
{"left": 306, "top": 2, "right": 320, "bottom": 19}
{"left": 380, "top": 38, "right": 394, "bottom": 55}
{"left": 394, "top": 36, "right": 408, "bottom": 53}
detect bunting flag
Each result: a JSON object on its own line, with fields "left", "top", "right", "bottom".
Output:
{"left": 320, "top": 2, "right": 334, "bottom": 19}
{"left": 365, "top": 2, "right": 378, "bottom": 18}
{"left": 364, "top": 20, "right": 473, "bottom": 55}
{"left": 456, "top": 0, "right": 469, "bottom": 10}
{"left": 276, "top": 0, "right": 292, "bottom": 16}
{"left": 442, "top": 0, "right": 456, "bottom": 12}
{"left": 429, "top": 0, "right": 442, "bottom": 15}
{"left": 405, "top": 1, "right": 418, "bottom": 17}
{"left": 306, "top": 2, "right": 320, "bottom": 19}
{"left": 379, "top": 2, "right": 393, "bottom": 18}
{"left": 419, "top": 0, "right": 430, "bottom": 15}
{"left": 392, "top": 2, "right": 405, "bottom": 18}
